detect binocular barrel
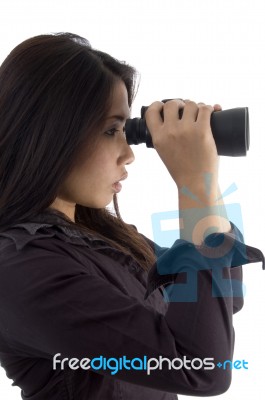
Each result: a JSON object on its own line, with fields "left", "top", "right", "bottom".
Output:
{"left": 125, "top": 106, "right": 249, "bottom": 157}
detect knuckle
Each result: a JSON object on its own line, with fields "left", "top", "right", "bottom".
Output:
{"left": 185, "top": 100, "right": 197, "bottom": 108}
{"left": 163, "top": 100, "right": 175, "bottom": 109}
{"left": 145, "top": 101, "right": 163, "bottom": 116}
{"left": 150, "top": 100, "right": 164, "bottom": 109}
{"left": 199, "top": 104, "right": 213, "bottom": 112}
{"left": 164, "top": 99, "right": 185, "bottom": 108}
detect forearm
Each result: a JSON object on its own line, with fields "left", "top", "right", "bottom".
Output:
{"left": 178, "top": 182, "right": 231, "bottom": 245}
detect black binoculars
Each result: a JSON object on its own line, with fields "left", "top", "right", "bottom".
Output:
{"left": 125, "top": 100, "right": 250, "bottom": 156}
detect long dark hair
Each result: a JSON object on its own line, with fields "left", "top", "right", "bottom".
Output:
{"left": 0, "top": 33, "right": 156, "bottom": 271}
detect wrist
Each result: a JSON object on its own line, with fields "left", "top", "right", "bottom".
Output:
{"left": 176, "top": 172, "right": 219, "bottom": 207}
{"left": 178, "top": 185, "right": 219, "bottom": 209}
{"left": 177, "top": 183, "right": 231, "bottom": 245}
{"left": 179, "top": 205, "right": 231, "bottom": 244}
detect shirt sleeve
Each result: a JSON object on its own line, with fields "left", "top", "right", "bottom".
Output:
{"left": 141, "top": 222, "right": 264, "bottom": 314}
{"left": 0, "top": 223, "right": 264, "bottom": 397}
{"left": 140, "top": 222, "right": 263, "bottom": 314}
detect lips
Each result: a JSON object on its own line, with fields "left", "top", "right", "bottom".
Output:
{"left": 118, "top": 172, "right": 128, "bottom": 182}
{"left": 112, "top": 172, "right": 128, "bottom": 194}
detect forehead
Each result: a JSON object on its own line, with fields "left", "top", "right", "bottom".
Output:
{"left": 107, "top": 80, "right": 130, "bottom": 120}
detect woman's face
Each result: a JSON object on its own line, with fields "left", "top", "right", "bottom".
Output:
{"left": 50, "top": 80, "right": 135, "bottom": 221}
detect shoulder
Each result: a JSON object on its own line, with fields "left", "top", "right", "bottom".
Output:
{"left": 0, "top": 222, "right": 146, "bottom": 283}
{"left": 0, "top": 224, "right": 100, "bottom": 277}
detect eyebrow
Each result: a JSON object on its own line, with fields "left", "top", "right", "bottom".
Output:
{"left": 106, "top": 114, "right": 130, "bottom": 121}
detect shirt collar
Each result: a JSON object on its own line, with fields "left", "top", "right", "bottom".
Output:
{"left": 0, "top": 209, "right": 143, "bottom": 274}
{"left": 0, "top": 209, "right": 111, "bottom": 250}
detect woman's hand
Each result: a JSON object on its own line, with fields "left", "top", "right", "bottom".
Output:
{"left": 145, "top": 99, "right": 220, "bottom": 202}
{"left": 145, "top": 99, "right": 231, "bottom": 244}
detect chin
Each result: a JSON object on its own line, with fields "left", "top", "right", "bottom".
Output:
{"left": 87, "top": 197, "right": 113, "bottom": 209}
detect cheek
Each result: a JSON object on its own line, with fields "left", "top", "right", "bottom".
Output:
{"left": 65, "top": 145, "right": 115, "bottom": 192}
{"left": 77, "top": 156, "right": 112, "bottom": 189}
{"left": 88, "top": 149, "right": 116, "bottom": 176}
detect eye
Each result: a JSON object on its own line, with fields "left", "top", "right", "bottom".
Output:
{"left": 104, "top": 127, "right": 120, "bottom": 136}
{"left": 104, "top": 126, "right": 126, "bottom": 136}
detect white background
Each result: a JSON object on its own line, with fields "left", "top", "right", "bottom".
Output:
{"left": 0, "top": 0, "right": 264, "bottom": 399}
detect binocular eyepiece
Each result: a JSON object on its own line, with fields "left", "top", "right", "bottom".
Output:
{"left": 125, "top": 100, "right": 250, "bottom": 157}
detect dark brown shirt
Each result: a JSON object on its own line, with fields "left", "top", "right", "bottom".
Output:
{"left": 0, "top": 210, "right": 263, "bottom": 399}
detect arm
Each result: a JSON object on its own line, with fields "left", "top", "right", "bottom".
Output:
{"left": 145, "top": 99, "right": 244, "bottom": 314}
{"left": 0, "top": 241, "right": 235, "bottom": 396}
{"left": 1, "top": 228, "right": 263, "bottom": 396}
{"left": 141, "top": 231, "right": 245, "bottom": 315}
{"left": 145, "top": 100, "right": 231, "bottom": 245}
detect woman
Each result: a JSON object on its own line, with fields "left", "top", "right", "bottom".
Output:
{"left": 0, "top": 33, "right": 263, "bottom": 400}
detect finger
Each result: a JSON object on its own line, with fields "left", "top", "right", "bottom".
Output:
{"left": 181, "top": 100, "right": 199, "bottom": 121}
{"left": 163, "top": 99, "right": 185, "bottom": 122}
{"left": 196, "top": 103, "right": 214, "bottom": 125}
{"left": 145, "top": 101, "right": 164, "bottom": 132}
{"left": 213, "top": 103, "right": 222, "bottom": 111}
{"left": 197, "top": 103, "right": 222, "bottom": 112}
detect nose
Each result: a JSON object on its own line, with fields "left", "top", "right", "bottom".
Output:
{"left": 118, "top": 136, "right": 135, "bottom": 166}
{"left": 126, "top": 145, "right": 135, "bottom": 165}
{"left": 124, "top": 142, "right": 135, "bottom": 165}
